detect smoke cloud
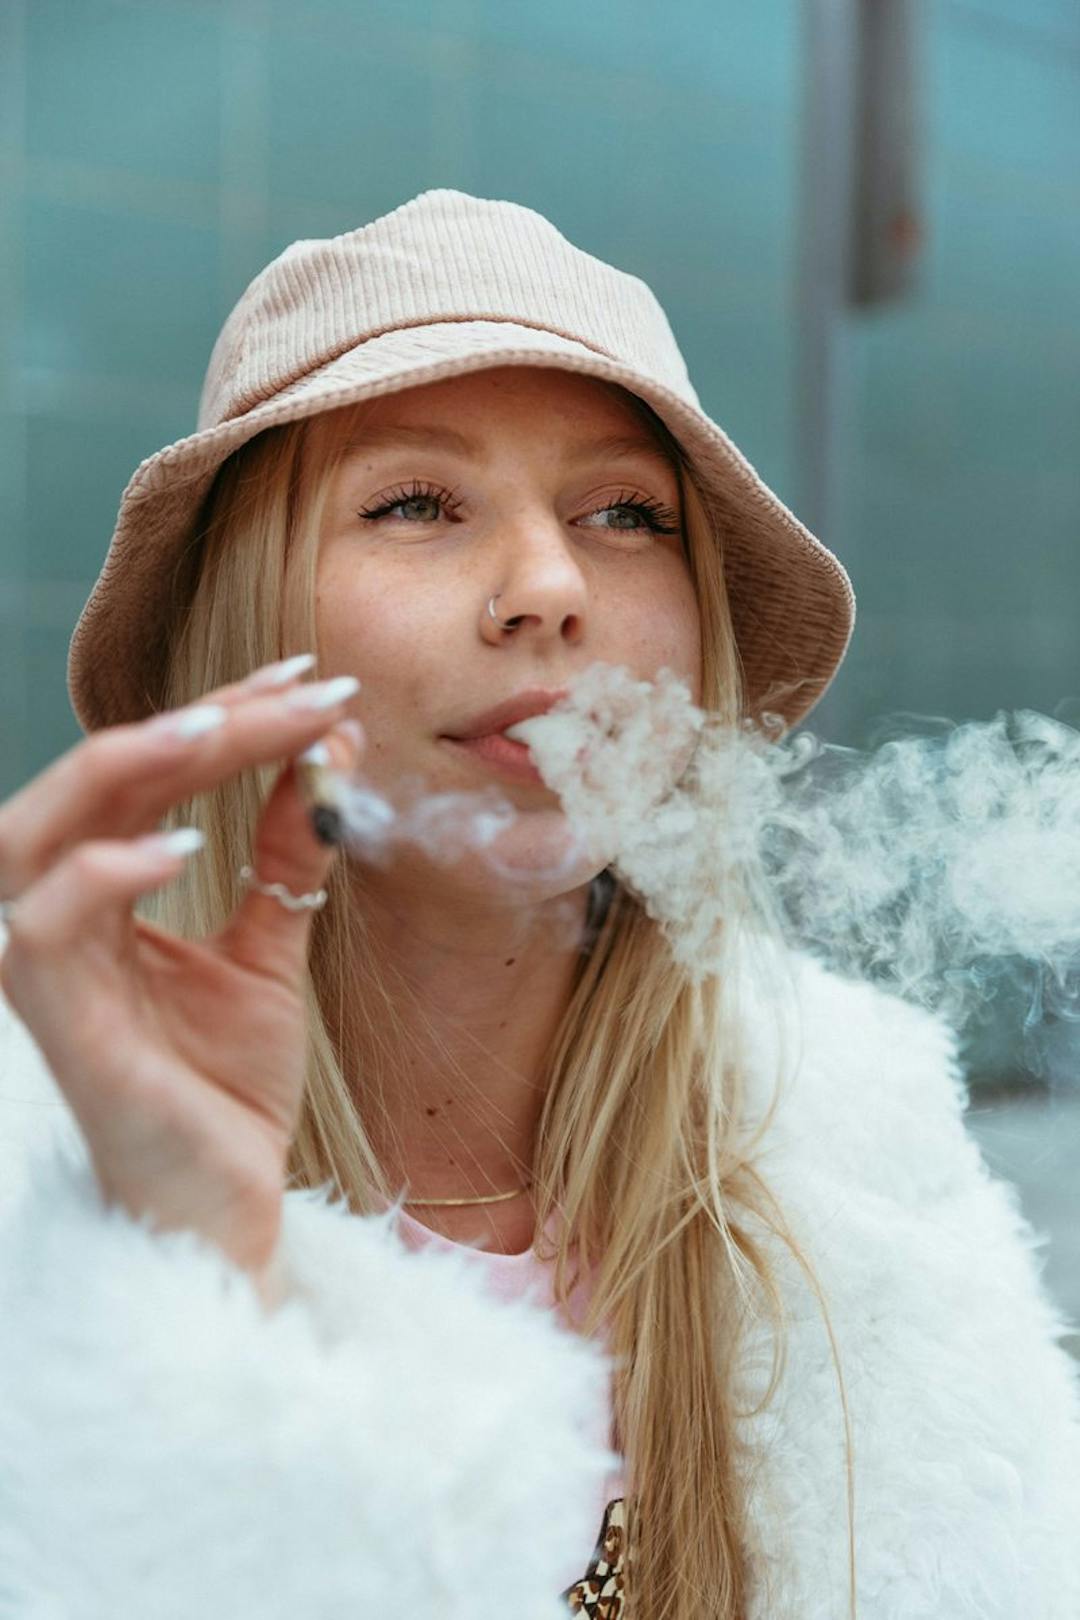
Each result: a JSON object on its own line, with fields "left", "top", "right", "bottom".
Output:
{"left": 328, "top": 662, "right": 1080, "bottom": 1079}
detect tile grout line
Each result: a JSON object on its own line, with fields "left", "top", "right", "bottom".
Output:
{"left": 219, "top": 0, "right": 270, "bottom": 320}
{"left": 0, "top": 0, "right": 28, "bottom": 790}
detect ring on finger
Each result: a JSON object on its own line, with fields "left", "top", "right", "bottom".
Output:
{"left": 0, "top": 876, "right": 329, "bottom": 925}
{"left": 238, "top": 865, "right": 328, "bottom": 913}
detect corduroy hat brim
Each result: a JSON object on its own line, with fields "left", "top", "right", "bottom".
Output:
{"left": 67, "top": 189, "right": 854, "bottom": 737}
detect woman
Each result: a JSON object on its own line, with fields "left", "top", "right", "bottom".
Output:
{"left": 1, "top": 190, "right": 1077, "bottom": 1620}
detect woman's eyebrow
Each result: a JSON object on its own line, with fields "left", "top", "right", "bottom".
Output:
{"left": 343, "top": 425, "right": 675, "bottom": 473}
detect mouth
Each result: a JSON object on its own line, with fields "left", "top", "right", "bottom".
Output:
{"left": 441, "top": 731, "right": 546, "bottom": 785}
{"left": 440, "top": 689, "right": 567, "bottom": 786}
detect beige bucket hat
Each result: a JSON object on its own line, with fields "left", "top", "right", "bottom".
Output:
{"left": 67, "top": 188, "right": 855, "bottom": 737}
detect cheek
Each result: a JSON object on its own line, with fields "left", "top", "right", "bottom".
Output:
{"left": 620, "top": 560, "right": 702, "bottom": 702}
{"left": 315, "top": 559, "right": 395, "bottom": 681}
{"left": 316, "top": 545, "right": 458, "bottom": 647}
{"left": 314, "top": 559, "right": 434, "bottom": 758}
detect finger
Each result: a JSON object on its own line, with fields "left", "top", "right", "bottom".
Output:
{"left": 222, "top": 651, "right": 320, "bottom": 700}
{"left": 216, "top": 721, "right": 364, "bottom": 990}
{"left": 0, "top": 825, "right": 206, "bottom": 1013}
{"left": 0, "top": 825, "right": 212, "bottom": 1138}
{"left": 0, "top": 653, "right": 323, "bottom": 864}
{"left": 0, "top": 671, "right": 361, "bottom": 899}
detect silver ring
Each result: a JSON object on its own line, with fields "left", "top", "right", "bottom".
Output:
{"left": 238, "top": 865, "right": 328, "bottom": 913}
{"left": 487, "top": 594, "right": 518, "bottom": 632}
{"left": 0, "top": 898, "right": 17, "bottom": 925}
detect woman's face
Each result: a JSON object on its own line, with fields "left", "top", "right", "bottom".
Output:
{"left": 313, "top": 364, "right": 702, "bottom": 908}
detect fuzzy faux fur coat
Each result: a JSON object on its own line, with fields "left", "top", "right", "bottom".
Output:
{"left": 0, "top": 938, "right": 1078, "bottom": 1619}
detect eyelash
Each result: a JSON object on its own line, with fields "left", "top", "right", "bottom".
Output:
{"left": 356, "top": 479, "right": 682, "bottom": 536}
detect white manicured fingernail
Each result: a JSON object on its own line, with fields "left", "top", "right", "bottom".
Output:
{"left": 284, "top": 675, "right": 361, "bottom": 711}
{"left": 297, "top": 740, "right": 331, "bottom": 766}
{"left": 158, "top": 704, "right": 228, "bottom": 740}
{"left": 141, "top": 827, "right": 206, "bottom": 858}
{"left": 242, "top": 653, "right": 318, "bottom": 691}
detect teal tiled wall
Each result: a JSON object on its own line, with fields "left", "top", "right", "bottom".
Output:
{"left": 841, "top": 0, "right": 1080, "bottom": 736}
{"left": 1, "top": 0, "right": 800, "bottom": 791}
{"left": 1, "top": 0, "right": 1078, "bottom": 792}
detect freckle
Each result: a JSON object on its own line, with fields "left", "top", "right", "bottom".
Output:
{"left": 444, "top": 1098, "right": 453, "bottom": 1106}
{"left": 504, "top": 958, "right": 516, "bottom": 966}
{"left": 425, "top": 1106, "right": 438, "bottom": 1117}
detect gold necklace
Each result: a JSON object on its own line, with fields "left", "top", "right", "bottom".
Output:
{"left": 403, "top": 1181, "right": 532, "bottom": 1208}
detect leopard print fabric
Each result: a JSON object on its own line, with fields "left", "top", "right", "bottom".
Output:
{"left": 561, "top": 1497, "right": 628, "bottom": 1615}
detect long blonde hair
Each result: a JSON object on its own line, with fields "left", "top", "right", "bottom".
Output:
{"left": 144, "top": 382, "right": 855, "bottom": 1620}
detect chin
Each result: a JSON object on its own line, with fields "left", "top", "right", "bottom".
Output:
{"left": 419, "top": 808, "right": 609, "bottom": 913}
{"left": 472, "top": 810, "right": 605, "bottom": 896}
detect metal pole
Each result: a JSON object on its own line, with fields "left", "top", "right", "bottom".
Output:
{"left": 794, "top": 0, "right": 859, "bottom": 740}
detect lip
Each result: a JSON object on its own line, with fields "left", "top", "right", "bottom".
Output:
{"left": 443, "top": 732, "right": 547, "bottom": 784}
{"left": 441, "top": 688, "right": 567, "bottom": 786}
{"left": 445, "top": 689, "right": 568, "bottom": 742}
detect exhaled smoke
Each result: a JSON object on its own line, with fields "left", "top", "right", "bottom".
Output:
{"left": 327, "top": 774, "right": 518, "bottom": 866}
{"left": 328, "top": 662, "right": 1080, "bottom": 1069}
{"left": 513, "top": 665, "right": 1080, "bottom": 1052}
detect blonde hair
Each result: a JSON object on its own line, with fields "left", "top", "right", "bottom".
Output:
{"left": 144, "top": 382, "right": 855, "bottom": 1620}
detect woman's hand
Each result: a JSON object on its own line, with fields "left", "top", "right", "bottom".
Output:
{"left": 0, "top": 658, "right": 364, "bottom": 1294}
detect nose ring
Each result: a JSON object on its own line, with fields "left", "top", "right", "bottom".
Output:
{"left": 487, "top": 594, "right": 521, "bottom": 633}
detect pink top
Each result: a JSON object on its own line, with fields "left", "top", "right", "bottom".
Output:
{"left": 393, "top": 1206, "right": 628, "bottom": 1604}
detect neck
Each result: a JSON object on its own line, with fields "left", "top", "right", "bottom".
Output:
{"left": 341, "top": 871, "right": 590, "bottom": 1251}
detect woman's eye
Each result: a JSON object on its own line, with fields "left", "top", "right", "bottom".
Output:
{"left": 390, "top": 493, "right": 441, "bottom": 522}
{"left": 590, "top": 506, "right": 639, "bottom": 530}
{"left": 593, "top": 505, "right": 649, "bottom": 531}
{"left": 357, "top": 482, "right": 460, "bottom": 525}
{"left": 582, "top": 497, "right": 682, "bottom": 536}
{"left": 357, "top": 483, "right": 681, "bottom": 536}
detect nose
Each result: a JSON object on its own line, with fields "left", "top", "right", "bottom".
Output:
{"left": 480, "top": 507, "right": 588, "bottom": 647}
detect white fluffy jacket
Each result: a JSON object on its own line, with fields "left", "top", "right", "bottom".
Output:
{"left": 1, "top": 941, "right": 1078, "bottom": 1619}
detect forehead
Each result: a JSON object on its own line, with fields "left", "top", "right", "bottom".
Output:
{"left": 334, "top": 365, "right": 679, "bottom": 470}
